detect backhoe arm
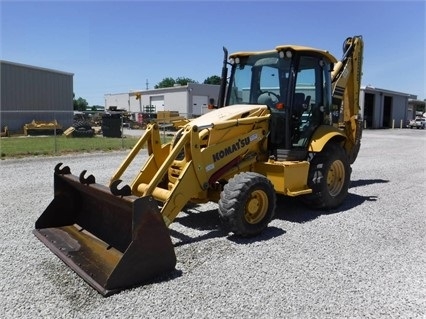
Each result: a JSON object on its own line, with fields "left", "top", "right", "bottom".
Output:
{"left": 331, "top": 35, "right": 364, "bottom": 163}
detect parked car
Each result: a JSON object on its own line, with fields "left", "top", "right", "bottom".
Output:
{"left": 408, "top": 117, "right": 426, "bottom": 129}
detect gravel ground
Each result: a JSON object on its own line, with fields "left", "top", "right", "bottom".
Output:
{"left": 1, "top": 129, "right": 425, "bottom": 318}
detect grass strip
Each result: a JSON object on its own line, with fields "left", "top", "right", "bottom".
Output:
{"left": 0, "top": 135, "right": 142, "bottom": 158}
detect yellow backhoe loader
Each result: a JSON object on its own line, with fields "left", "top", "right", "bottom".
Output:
{"left": 34, "top": 36, "right": 364, "bottom": 296}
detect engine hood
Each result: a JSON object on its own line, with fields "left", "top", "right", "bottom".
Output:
{"left": 189, "top": 104, "right": 269, "bottom": 127}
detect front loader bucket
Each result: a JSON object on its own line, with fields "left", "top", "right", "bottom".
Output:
{"left": 33, "top": 164, "right": 176, "bottom": 296}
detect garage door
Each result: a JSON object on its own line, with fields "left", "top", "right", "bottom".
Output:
{"left": 149, "top": 96, "right": 164, "bottom": 112}
{"left": 192, "top": 95, "right": 208, "bottom": 116}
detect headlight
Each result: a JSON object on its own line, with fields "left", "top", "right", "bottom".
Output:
{"left": 279, "top": 50, "right": 292, "bottom": 59}
{"left": 229, "top": 57, "right": 240, "bottom": 65}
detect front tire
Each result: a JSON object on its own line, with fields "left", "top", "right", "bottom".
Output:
{"left": 218, "top": 172, "right": 276, "bottom": 237}
{"left": 303, "top": 143, "right": 350, "bottom": 209}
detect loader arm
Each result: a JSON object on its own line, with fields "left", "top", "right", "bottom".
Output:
{"left": 109, "top": 123, "right": 171, "bottom": 187}
{"left": 330, "top": 36, "right": 364, "bottom": 163}
{"left": 111, "top": 112, "right": 270, "bottom": 227}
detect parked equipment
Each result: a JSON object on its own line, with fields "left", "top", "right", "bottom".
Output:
{"left": 102, "top": 113, "right": 122, "bottom": 137}
{"left": 23, "top": 120, "right": 62, "bottom": 136}
{"left": 34, "top": 36, "right": 364, "bottom": 296}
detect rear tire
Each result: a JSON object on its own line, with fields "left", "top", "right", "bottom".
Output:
{"left": 303, "top": 143, "right": 350, "bottom": 209}
{"left": 73, "top": 129, "right": 94, "bottom": 137}
{"left": 73, "top": 120, "right": 94, "bottom": 137}
{"left": 218, "top": 172, "right": 276, "bottom": 237}
{"left": 73, "top": 120, "right": 92, "bottom": 130}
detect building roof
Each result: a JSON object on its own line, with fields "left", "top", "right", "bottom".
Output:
{"left": 128, "top": 83, "right": 219, "bottom": 97}
{"left": 0, "top": 60, "right": 74, "bottom": 76}
{"left": 361, "top": 85, "right": 416, "bottom": 99}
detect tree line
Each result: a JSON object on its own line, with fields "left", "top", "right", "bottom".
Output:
{"left": 154, "top": 75, "right": 221, "bottom": 88}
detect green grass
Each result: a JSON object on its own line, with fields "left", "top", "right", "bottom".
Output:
{"left": 0, "top": 135, "right": 143, "bottom": 158}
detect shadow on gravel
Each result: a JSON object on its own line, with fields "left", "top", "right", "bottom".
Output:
{"left": 171, "top": 203, "right": 286, "bottom": 246}
{"left": 171, "top": 204, "right": 226, "bottom": 247}
{"left": 226, "top": 226, "right": 286, "bottom": 244}
{"left": 177, "top": 204, "right": 221, "bottom": 231}
{"left": 169, "top": 178, "right": 388, "bottom": 245}
{"left": 274, "top": 178, "right": 387, "bottom": 223}
{"left": 176, "top": 204, "right": 221, "bottom": 230}
{"left": 171, "top": 228, "right": 225, "bottom": 247}
{"left": 350, "top": 178, "right": 389, "bottom": 188}
{"left": 274, "top": 196, "right": 319, "bottom": 223}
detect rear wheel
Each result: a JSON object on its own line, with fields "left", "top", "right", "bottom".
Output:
{"left": 73, "top": 120, "right": 92, "bottom": 130}
{"left": 303, "top": 143, "right": 350, "bottom": 209}
{"left": 73, "top": 128, "right": 94, "bottom": 137}
{"left": 218, "top": 172, "right": 276, "bottom": 237}
{"left": 72, "top": 120, "right": 94, "bottom": 137}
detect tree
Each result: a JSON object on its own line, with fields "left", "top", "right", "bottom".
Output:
{"left": 155, "top": 77, "right": 198, "bottom": 88}
{"left": 175, "top": 77, "right": 198, "bottom": 86}
{"left": 73, "top": 95, "right": 88, "bottom": 111}
{"left": 155, "top": 77, "right": 176, "bottom": 88}
{"left": 203, "top": 75, "right": 221, "bottom": 85}
{"left": 91, "top": 105, "right": 103, "bottom": 111}
{"left": 411, "top": 99, "right": 426, "bottom": 113}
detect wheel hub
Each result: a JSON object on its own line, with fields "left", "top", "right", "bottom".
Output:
{"left": 245, "top": 190, "right": 268, "bottom": 224}
{"left": 327, "top": 160, "right": 345, "bottom": 197}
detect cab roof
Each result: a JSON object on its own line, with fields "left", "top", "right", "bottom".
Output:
{"left": 230, "top": 45, "right": 338, "bottom": 63}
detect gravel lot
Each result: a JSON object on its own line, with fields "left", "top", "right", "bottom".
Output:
{"left": 1, "top": 129, "right": 425, "bottom": 318}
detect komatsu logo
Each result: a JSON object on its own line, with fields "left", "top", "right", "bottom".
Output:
{"left": 212, "top": 134, "right": 257, "bottom": 162}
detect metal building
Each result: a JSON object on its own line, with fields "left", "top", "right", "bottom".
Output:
{"left": 0, "top": 60, "right": 74, "bottom": 132}
{"left": 104, "top": 82, "right": 419, "bottom": 129}
{"left": 360, "top": 86, "right": 417, "bottom": 129}
{"left": 104, "top": 83, "right": 220, "bottom": 119}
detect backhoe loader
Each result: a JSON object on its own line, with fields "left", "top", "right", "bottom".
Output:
{"left": 34, "top": 36, "right": 364, "bottom": 296}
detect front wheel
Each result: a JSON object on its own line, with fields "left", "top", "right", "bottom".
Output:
{"left": 303, "top": 143, "right": 350, "bottom": 209}
{"left": 218, "top": 172, "right": 276, "bottom": 237}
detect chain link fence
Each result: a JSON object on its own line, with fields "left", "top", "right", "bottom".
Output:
{"left": 0, "top": 110, "right": 149, "bottom": 157}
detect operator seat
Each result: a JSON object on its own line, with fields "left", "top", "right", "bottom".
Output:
{"left": 293, "top": 93, "right": 310, "bottom": 115}
{"left": 292, "top": 94, "right": 312, "bottom": 147}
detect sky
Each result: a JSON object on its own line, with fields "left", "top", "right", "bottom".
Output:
{"left": 1, "top": 0, "right": 425, "bottom": 106}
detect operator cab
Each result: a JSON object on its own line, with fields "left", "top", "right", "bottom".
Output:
{"left": 225, "top": 46, "right": 336, "bottom": 160}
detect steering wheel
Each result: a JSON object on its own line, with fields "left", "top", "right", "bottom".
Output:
{"left": 257, "top": 91, "right": 280, "bottom": 108}
{"left": 260, "top": 91, "right": 280, "bottom": 101}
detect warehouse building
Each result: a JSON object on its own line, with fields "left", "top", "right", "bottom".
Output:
{"left": 0, "top": 60, "right": 74, "bottom": 132}
{"left": 104, "top": 83, "right": 220, "bottom": 120}
{"left": 360, "top": 86, "right": 418, "bottom": 129}
{"left": 105, "top": 83, "right": 419, "bottom": 129}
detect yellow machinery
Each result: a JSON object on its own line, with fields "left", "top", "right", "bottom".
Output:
{"left": 23, "top": 119, "right": 62, "bottom": 136}
{"left": 34, "top": 36, "right": 364, "bottom": 296}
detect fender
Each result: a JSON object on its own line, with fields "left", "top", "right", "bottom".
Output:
{"left": 308, "top": 125, "right": 346, "bottom": 153}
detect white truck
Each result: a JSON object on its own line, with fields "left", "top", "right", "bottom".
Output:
{"left": 408, "top": 117, "right": 426, "bottom": 129}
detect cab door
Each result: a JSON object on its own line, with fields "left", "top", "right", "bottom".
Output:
{"left": 291, "top": 55, "right": 332, "bottom": 148}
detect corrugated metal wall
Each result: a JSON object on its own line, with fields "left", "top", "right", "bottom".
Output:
{"left": 1, "top": 61, "right": 74, "bottom": 132}
{"left": 361, "top": 87, "right": 414, "bottom": 129}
